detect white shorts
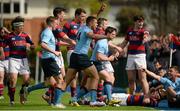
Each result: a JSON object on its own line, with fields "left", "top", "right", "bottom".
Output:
{"left": 0, "top": 60, "right": 9, "bottom": 73}
{"left": 9, "top": 58, "right": 30, "bottom": 75}
{"left": 126, "top": 54, "right": 147, "bottom": 70}
{"left": 55, "top": 54, "right": 64, "bottom": 68}
{"left": 102, "top": 61, "right": 114, "bottom": 73}
{"left": 67, "top": 50, "right": 74, "bottom": 65}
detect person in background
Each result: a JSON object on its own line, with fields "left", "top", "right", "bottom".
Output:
{"left": 0, "top": 27, "right": 10, "bottom": 100}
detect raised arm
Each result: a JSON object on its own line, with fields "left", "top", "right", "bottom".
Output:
{"left": 142, "top": 68, "right": 161, "bottom": 81}
{"left": 87, "top": 32, "right": 108, "bottom": 39}
{"left": 108, "top": 41, "right": 123, "bottom": 52}
{"left": 119, "top": 39, "right": 128, "bottom": 49}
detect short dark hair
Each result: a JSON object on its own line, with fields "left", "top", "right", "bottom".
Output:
{"left": 170, "top": 66, "right": 179, "bottom": 72}
{"left": 86, "top": 16, "right": 96, "bottom": 25}
{"left": 105, "top": 26, "right": 117, "bottom": 35}
{"left": 75, "top": 8, "right": 86, "bottom": 16}
{"left": 97, "top": 18, "right": 107, "bottom": 26}
{"left": 53, "top": 7, "right": 66, "bottom": 17}
{"left": 46, "top": 16, "right": 57, "bottom": 26}
{"left": 133, "top": 15, "right": 144, "bottom": 22}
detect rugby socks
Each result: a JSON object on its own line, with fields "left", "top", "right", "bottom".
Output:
{"left": 76, "top": 87, "right": 88, "bottom": 101}
{"left": 8, "top": 87, "right": 16, "bottom": 102}
{"left": 70, "top": 86, "right": 77, "bottom": 98}
{"left": 20, "top": 83, "right": 29, "bottom": 94}
{"left": 53, "top": 87, "right": 63, "bottom": 105}
{"left": 0, "top": 84, "right": 4, "bottom": 96}
{"left": 49, "top": 85, "right": 55, "bottom": 103}
{"left": 97, "top": 83, "right": 103, "bottom": 101}
{"left": 104, "top": 82, "right": 112, "bottom": 101}
{"left": 27, "top": 82, "right": 47, "bottom": 93}
{"left": 89, "top": 89, "right": 97, "bottom": 102}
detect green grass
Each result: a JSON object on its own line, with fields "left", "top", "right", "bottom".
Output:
{"left": 0, "top": 87, "right": 156, "bottom": 110}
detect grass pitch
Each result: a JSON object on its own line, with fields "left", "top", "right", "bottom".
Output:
{"left": 0, "top": 87, "right": 156, "bottom": 110}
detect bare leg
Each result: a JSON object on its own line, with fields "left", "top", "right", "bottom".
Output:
{"left": 0, "top": 71, "right": 4, "bottom": 97}
{"left": 83, "top": 65, "right": 99, "bottom": 90}
{"left": 127, "top": 70, "right": 136, "bottom": 94}
{"left": 62, "top": 68, "right": 78, "bottom": 90}
{"left": 138, "top": 70, "right": 150, "bottom": 104}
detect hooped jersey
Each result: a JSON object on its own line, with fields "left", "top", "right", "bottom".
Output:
{"left": 125, "top": 27, "right": 149, "bottom": 55}
{"left": 5, "top": 32, "right": 34, "bottom": 59}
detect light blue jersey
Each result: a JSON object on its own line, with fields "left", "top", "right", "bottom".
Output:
{"left": 74, "top": 25, "right": 93, "bottom": 55}
{"left": 41, "top": 28, "right": 56, "bottom": 59}
{"left": 160, "top": 77, "right": 180, "bottom": 94}
{"left": 91, "top": 39, "right": 109, "bottom": 61}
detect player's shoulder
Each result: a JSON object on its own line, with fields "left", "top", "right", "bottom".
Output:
{"left": 20, "top": 32, "right": 31, "bottom": 38}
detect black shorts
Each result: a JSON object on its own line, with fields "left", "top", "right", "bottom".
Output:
{"left": 92, "top": 61, "right": 105, "bottom": 72}
{"left": 41, "top": 58, "right": 60, "bottom": 78}
{"left": 69, "top": 53, "right": 93, "bottom": 70}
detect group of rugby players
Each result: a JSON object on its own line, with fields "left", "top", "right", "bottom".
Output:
{"left": 0, "top": 6, "right": 180, "bottom": 109}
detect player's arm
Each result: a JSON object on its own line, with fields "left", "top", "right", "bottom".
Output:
{"left": 25, "top": 35, "right": 35, "bottom": 49}
{"left": 119, "top": 39, "right": 128, "bottom": 49}
{"left": 142, "top": 68, "right": 161, "bottom": 81}
{"left": 0, "top": 47, "right": 5, "bottom": 60}
{"left": 61, "top": 34, "right": 76, "bottom": 46}
{"left": 175, "top": 73, "right": 180, "bottom": 77}
{"left": 87, "top": 32, "right": 108, "bottom": 39}
{"left": 96, "top": 52, "right": 114, "bottom": 61}
{"left": 56, "top": 41, "right": 71, "bottom": 46}
{"left": 143, "top": 31, "right": 150, "bottom": 43}
{"left": 40, "top": 42, "right": 61, "bottom": 57}
{"left": 108, "top": 41, "right": 123, "bottom": 52}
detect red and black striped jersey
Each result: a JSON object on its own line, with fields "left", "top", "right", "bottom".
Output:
{"left": 63, "top": 20, "right": 81, "bottom": 50}
{"left": 4, "top": 32, "right": 34, "bottom": 59}
{"left": 125, "top": 27, "right": 149, "bottom": 55}
{"left": 170, "top": 35, "right": 180, "bottom": 50}
{"left": 0, "top": 36, "right": 9, "bottom": 60}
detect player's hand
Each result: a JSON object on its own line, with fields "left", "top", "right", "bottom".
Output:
{"left": 71, "top": 40, "right": 76, "bottom": 46}
{"left": 54, "top": 51, "right": 61, "bottom": 57}
{"left": 116, "top": 46, "right": 123, "bottom": 53}
{"left": 108, "top": 55, "right": 115, "bottom": 61}
{"left": 30, "top": 45, "right": 35, "bottom": 50}
{"left": 139, "top": 66, "right": 146, "bottom": 72}
{"left": 113, "top": 51, "right": 119, "bottom": 60}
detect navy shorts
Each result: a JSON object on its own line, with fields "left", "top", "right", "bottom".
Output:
{"left": 92, "top": 61, "right": 105, "bottom": 72}
{"left": 41, "top": 58, "right": 60, "bottom": 78}
{"left": 69, "top": 53, "right": 93, "bottom": 70}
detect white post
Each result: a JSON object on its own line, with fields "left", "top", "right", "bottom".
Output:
{"left": 169, "top": 34, "right": 173, "bottom": 68}
{"left": 0, "top": 0, "right": 3, "bottom": 27}
{"left": 10, "top": 0, "right": 13, "bottom": 14}
{"left": 35, "top": 53, "right": 39, "bottom": 84}
{"left": 169, "top": 48, "right": 173, "bottom": 67}
{"left": 19, "top": 0, "right": 25, "bottom": 16}
{"left": 40, "top": 69, "right": 44, "bottom": 83}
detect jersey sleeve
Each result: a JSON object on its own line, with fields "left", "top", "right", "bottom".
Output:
{"left": 53, "top": 28, "right": 66, "bottom": 39}
{"left": 63, "top": 22, "right": 70, "bottom": 34}
{"left": 41, "top": 32, "right": 51, "bottom": 44}
{"left": 125, "top": 32, "right": 129, "bottom": 41}
{"left": 96, "top": 42, "right": 106, "bottom": 54}
{"left": 25, "top": 34, "right": 34, "bottom": 45}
